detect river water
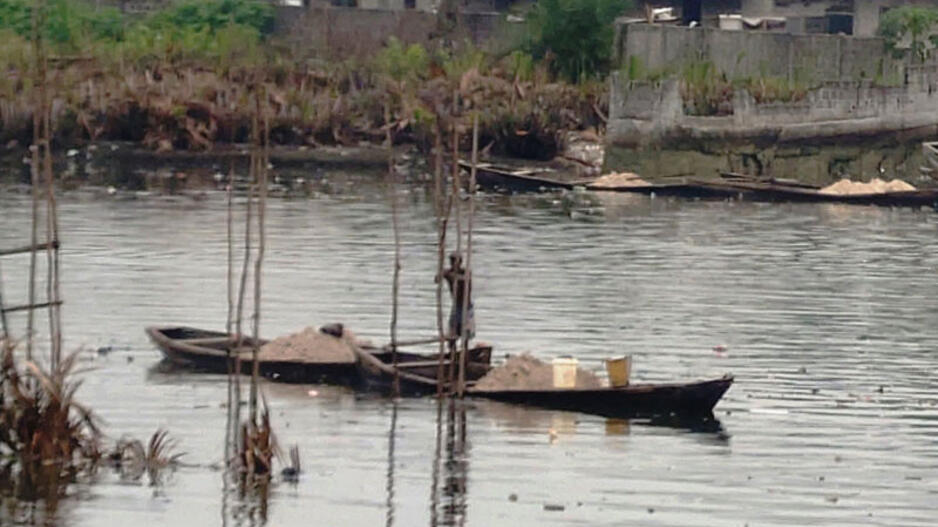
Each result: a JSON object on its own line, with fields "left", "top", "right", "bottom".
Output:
{"left": 1, "top": 162, "right": 937, "bottom": 526}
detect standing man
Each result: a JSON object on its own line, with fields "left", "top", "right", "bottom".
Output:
{"left": 440, "top": 252, "right": 474, "bottom": 342}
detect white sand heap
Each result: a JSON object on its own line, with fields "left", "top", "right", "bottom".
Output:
{"left": 589, "top": 171, "right": 652, "bottom": 189}
{"left": 258, "top": 326, "right": 357, "bottom": 364}
{"left": 473, "top": 353, "right": 602, "bottom": 391}
{"left": 819, "top": 178, "right": 916, "bottom": 195}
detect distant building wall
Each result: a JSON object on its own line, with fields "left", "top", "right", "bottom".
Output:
{"left": 607, "top": 23, "right": 938, "bottom": 181}
{"left": 273, "top": 6, "right": 513, "bottom": 58}
{"left": 614, "top": 24, "right": 896, "bottom": 85}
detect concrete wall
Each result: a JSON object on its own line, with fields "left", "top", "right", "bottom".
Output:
{"left": 273, "top": 6, "right": 512, "bottom": 58}
{"left": 607, "top": 23, "right": 938, "bottom": 181}
{"left": 615, "top": 24, "right": 898, "bottom": 84}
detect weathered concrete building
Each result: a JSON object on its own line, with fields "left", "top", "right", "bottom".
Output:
{"left": 670, "top": 0, "right": 938, "bottom": 37}
{"left": 606, "top": 21, "right": 938, "bottom": 182}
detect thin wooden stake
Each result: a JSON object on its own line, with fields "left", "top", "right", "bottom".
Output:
{"left": 386, "top": 102, "right": 401, "bottom": 398}
{"left": 0, "top": 260, "right": 8, "bottom": 337}
{"left": 457, "top": 114, "right": 478, "bottom": 398}
{"left": 446, "top": 119, "right": 461, "bottom": 392}
{"left": 26, "top": 0, "right": 43, "bottom": 361}
{"left": 434, "top": 122, "right": 450, "bottom": 396}
{"left": 250, "top": 82, "right": 269, "bottom": 423}
{"left": 226, "top": 164, "right": 235, "bottom": 338}
{"left": 44, "top": 72, "right": 62, "bottom": 368}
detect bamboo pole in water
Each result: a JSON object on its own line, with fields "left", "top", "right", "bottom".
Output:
{"left": 226, "top": 164, "right": 235, "bottom": 340}
{"left": 456, "top": 114, "right": 478, "bottom": 398}
{"left": 224, "top": 162, "right": 236, "bottom": 467}
{"left": 434, "top": 123, "right": 451, "bottom": 396}
{"left": 0, "top": 260, "right": 7, "bottom": 337}
{"left": 43, "top": 56, "right": 62, "bottom": 368}
{"left": 446, "top": 116, "right": 461, "bottom": 392}
{"left": 385, "top": 102, "right": 401, "bottom": 398}
{"left": 233, "top": 131, "right": 255, "bottom": 438}
{"left": 250, "top": 81, "right": 269, "bottom": 423}
{"left": 25, "top": 0, "right": 42, "bottom": 362}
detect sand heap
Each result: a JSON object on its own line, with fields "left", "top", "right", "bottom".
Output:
{"left": 258, "top": 326, "right": 357, "bottom": 364}
{"left": 819, "top": 178, "right": 916, "bottom": 195}
{"left": 589, "top": 172, "right": 652, "bottom": 189}
{"left": 473, "top": 354, "right": 602, "bottom": 391}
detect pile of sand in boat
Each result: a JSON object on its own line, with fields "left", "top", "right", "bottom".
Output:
{"left": 473, "top": 354, "right": 602, "bottom": 391}
{"left": 819, "top": 178, "right": 916, "bottom": 195}
{"left": 256, "top": 326, "right": 358, "bottom": 364}
{"left": 588, "top": 171, "right": 652, "bottom": 189}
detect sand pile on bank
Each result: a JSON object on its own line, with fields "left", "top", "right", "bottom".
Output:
{"left": 473, "top": 354, "right": 602, "bottom": 391}
{"left": 819, "top": 178, "right": 916, "bottom": 195}
{"left": 589, "top": 172, "right": 652, "bottom": 189}
{"left": 258, "top": 326, "right": 357, "bottom": 364}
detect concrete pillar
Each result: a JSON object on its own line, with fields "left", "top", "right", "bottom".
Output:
{"left": 741, "top": 0, "right": 774, "bottom": 17}
{"left": 853, "top": 1, "right": 875, "bottom": 37}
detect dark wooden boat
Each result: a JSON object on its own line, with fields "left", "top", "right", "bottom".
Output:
{"left": 463, "top": 161, "right": 730, "bottom": 198}
{"left": 353, "top": 343, "right": 494, "bottom": 396}
{"left": 696, "top": 173, "right": 938, "bottom": 208}
{"left": 461, "top": 161, "right": 578, "bottom": 192}
{"left": 145, "top": 326, "right": 359, "bottom": 384}
{"left": 468, "top": 375, "right": 733, "bottom": 418}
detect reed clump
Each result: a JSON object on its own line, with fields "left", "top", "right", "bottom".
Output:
{"left": 0, "top": 339, "right": 100, "bottom": 500}
{"left": 108, "top": 429, "right": 184, "bottom": 485}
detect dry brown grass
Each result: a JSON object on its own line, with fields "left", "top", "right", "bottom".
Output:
{"left": 0, "top": 339, "right": 100, "bottom": 499}
{"left": 239, "top": 408, "right": 276, "bottom": 479}
{"left": 0, "top": 56, "right": 605, "bottom": 160}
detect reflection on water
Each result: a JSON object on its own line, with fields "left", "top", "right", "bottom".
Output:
{"left": 385, "top": 402, "right": 398, "bottom": 527}
{"left": 1, "top": 162, "right": 938, "bottom": 526}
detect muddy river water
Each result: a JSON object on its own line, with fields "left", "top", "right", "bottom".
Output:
{"left": 1, "top": 163, "right": 937, "bottom": 526}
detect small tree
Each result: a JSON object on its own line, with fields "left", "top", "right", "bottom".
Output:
{"left": 524, "top": 0, "right": 632, "bottom": 83}
{"left": 879, "top": 6, "right": 938, "bottom": 62}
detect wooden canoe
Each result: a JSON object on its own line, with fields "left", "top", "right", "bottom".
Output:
{"left": 468, "top": 375, "right": 733, "bottom": 418}
{"left": 145, "top": 326, "right": 359, "bottom": 384}
{"left": 353, "top": 344, "right": 494, "bottom": 396}
{"left": 463, "top": 161, "right": 727, "bottom": 197}
{"left": 699, "top": 173, "right": 938, "bottom": 208}
{"left": 460, "top": 161, "right": 579, "bottom": 192}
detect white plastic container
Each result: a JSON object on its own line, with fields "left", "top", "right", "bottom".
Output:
{"left": 552, "top": 357, "right": 579, "bottom": 388}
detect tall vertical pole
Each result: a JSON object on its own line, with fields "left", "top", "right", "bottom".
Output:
{"left": 26, "top": 0, "right": 44, "bottom": 362}
{"left": 250, "top": 79, "right": 268, "bottom": 425}
{"left": 386, "top": 102, "right": 402, "bottom": 398}
{"left": 434, "top": 123, "right": 450, "bottom": 395}
{"left": 457, "top": 114, "right": 478, "bottom": 398}
{"left": 446, "top": 92, "right": 461, "bottom": 391}
{"left": 0, "top": 260, "right": 8, "bottom": 338}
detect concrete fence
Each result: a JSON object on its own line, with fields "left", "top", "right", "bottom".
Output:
{"left": 273, "top": 6, "right": 516, "bottom": 58}
{"left": 614, "top": 23, "right": 908, "bottom": 85}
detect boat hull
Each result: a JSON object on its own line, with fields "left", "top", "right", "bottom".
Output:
{"left": 146, "top": 326, "right": 359, "bottom": 385}
{"left": 469, "top": 375, "right": 733, "bottom": 418}
{"left": 353, "top": 346, "right": 493, "bottom": 396}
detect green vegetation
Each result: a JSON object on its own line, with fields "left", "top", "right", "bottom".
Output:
{"left": 0, "top": 0, "right": 607, "bottom": 159}
{"left": 879, "top": 6, "right": 938, "bottom": 61}
{"left": 523, "top": 0, "right": 632, "bottom": 83}
{"left": 624, "top": 55, "right": 810, "bottom": 116}
{"left": 0, "top": 0, "right": 272, "bottom": 56}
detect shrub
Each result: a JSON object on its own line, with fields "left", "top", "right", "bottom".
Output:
{"left": 523, "top": 0, "right": 632, "bottom": 83}
{"left": 879, "top": 6, "right": 938, "bottom": 61}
